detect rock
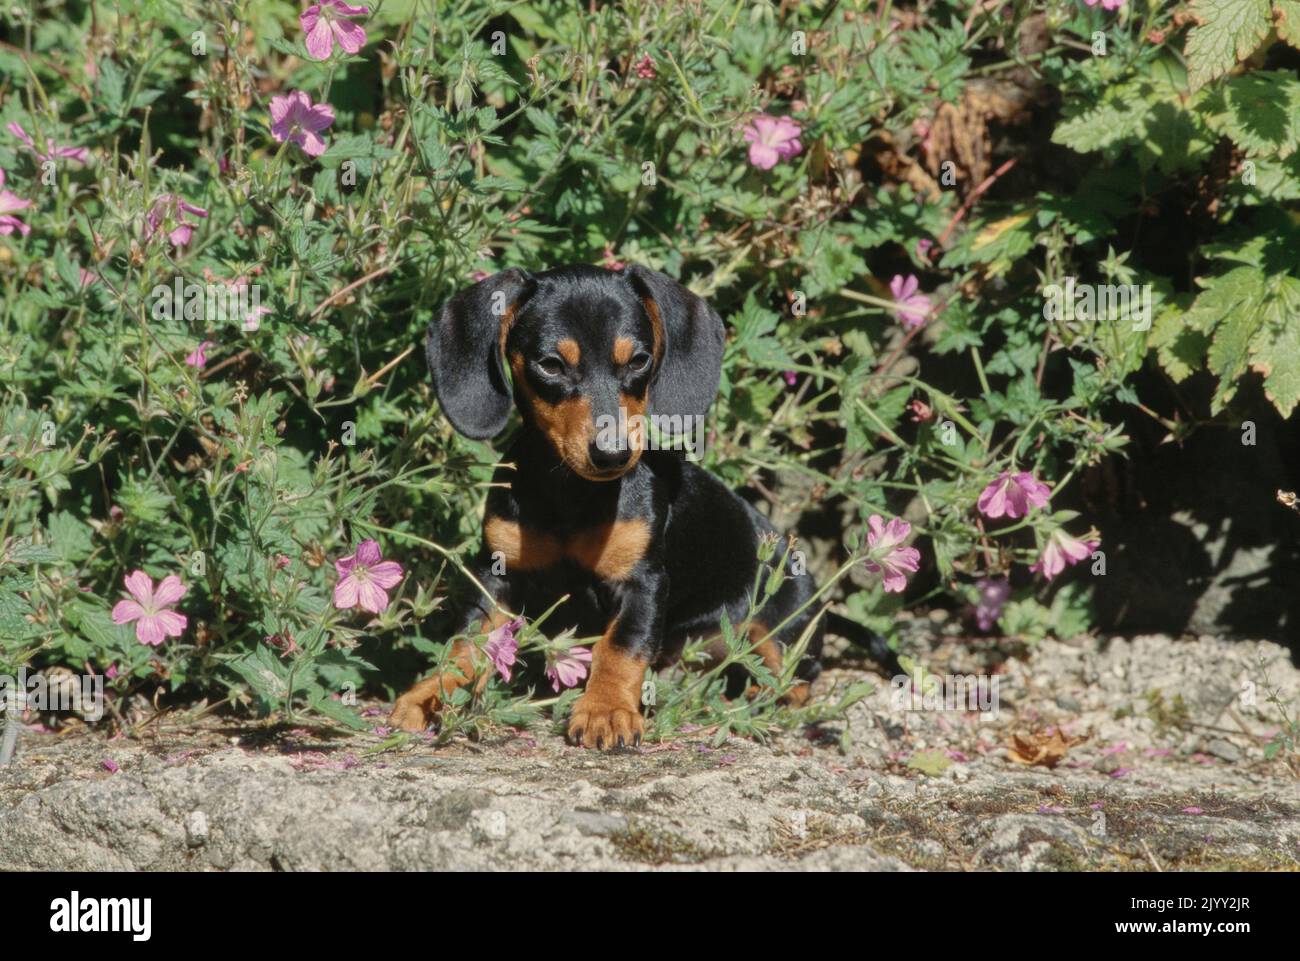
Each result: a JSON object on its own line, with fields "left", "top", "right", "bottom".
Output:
{"left": 1, "top": 632, "right": 1297, "bottom": 871}
{"left": 185, "top": 810, "right": 209, "bottom": 847}
{"left": 1204, "top": 738, "right": 1243, "bottom": 764}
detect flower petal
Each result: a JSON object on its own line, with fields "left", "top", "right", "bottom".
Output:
{"left": 135, "top": 615, "right": 166, "bottom": 646}
{"left": 355, "top": 539, "right": 382, "bottom": 566}
{"left": 356, "top": 580, "right": 389, "bottom": 613}
{"left": 152, "top": 574, "right": 187, "bottom": 607}
{"left": 123, "top": 570, "right": 154, "bottom": 606}
{"left": 367, "top": 560, "right": 403, "bottom": 589}
{"left": 155, "top": 609, "right": 188, "bottom": 638}
{"left": 333, "top": 575, "right": 360, "bottom": 609}
{"left": 111, "top": 600, "right": 144, "bottom": 624}
{"left": 304, "top": 18, "right": 335, "bottom": 59}
{"left": 331, "top": 18, "right": 367, "bottom": 54}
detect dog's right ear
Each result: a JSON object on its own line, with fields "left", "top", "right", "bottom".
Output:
{"left": 426, "top": 269, "right": 534, "bottom": 439}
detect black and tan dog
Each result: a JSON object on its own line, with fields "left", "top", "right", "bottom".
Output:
{"left": 390, "top": 264, "right": 901, "bottom": 748}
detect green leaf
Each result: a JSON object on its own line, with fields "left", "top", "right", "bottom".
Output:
{"left": 48, "top": 511, "right": 94, "bottom": 562}
{"left": 1249, "top": 293, "right": 1300, "bottom": 416}
{"left": 1185, "top": 0, "right": 1272, "bottom": 91}
{"left": 907, "top": 749, "right": 952, "bottom": 776}
{"left": 1200, "top": 71, "right": 1300, "bottom": 157}
{"left": 1275, "top": 0, "right": 1300, "bottom": 48}
{"left": 1184, "top": 266, "right": 1300, "bottom": 413}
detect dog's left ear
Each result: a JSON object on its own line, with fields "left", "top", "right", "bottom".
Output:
{"left": 623, "top": 265, "right": 726, "bottom": 422}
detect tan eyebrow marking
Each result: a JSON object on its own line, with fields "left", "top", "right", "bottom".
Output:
{"left": 612, "top": 337, "right": 635, "bottom": 366}
{"left": 557, "top": 339, "right": 581, "bottom": 366}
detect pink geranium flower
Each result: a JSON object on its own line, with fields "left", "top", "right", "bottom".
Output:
{"left": 0, "top": 168, "right": 32, "bottom": 236}
{"left": 7, "top": 122, "right": 89, "bottom": 164}
{"left": 300, "top": 1, "right": 370, "bottom": 60}
{"left": 270, "top": 90, "right": 335, "bottom": 157}
{"left": 1031, "top": 529, "right": 1099, "bottom": 581}
{"left": 111, "top": 571, "right": 188, "bottom": 646}
{"left": 1084, "top": 0, "right": 1125, "bottom": 10}
{"left": 185, "top": 340, "right": 214, "bottom": 369}
{"left": 977, "top": 471, "right": 1051, "bottom": 520}
{"left": 145, "top": 194, "right": 208, "bottom": 248}
{"left": 863, "top": 515, "right": 921, "bottom": 593}
{"left": 484, "top": 618, "right": 524, "bottom": 682}
{"left": 546, "top": 645, "right": 592, "bottom": 692}
{"left": 742, "top": 114, "right": 802, "bottom": 170}
{"left": 332, "top": 539, "right": 404, "bottom": 613}
{"left": 889, "top": 274, "right": 933, "bottom": 330}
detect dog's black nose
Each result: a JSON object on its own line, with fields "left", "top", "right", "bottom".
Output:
{"left": 588, "top": 438, "right": 632, "bottom": 471}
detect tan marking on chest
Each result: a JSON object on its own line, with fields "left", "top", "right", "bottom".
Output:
{"left": 484, "top": 517, "right": 650, "bottom": 581}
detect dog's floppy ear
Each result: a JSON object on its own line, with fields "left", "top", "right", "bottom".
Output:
{"left": 426, "top": 268, "right": 533, "bottom": 439}
{"left": 623, "top": 265, "right": 725, "bottom": 422}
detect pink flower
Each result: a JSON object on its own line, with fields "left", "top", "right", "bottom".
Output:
{"left": 484, "top": 618, "right": 524, "bottom": 682}
{"left": 782, "top": 371, "right": 798, "bottom": 388}
{"left": 332, "top": 539, "right": 404, "bottom": 613}
{"left": 863, "top": 514, "right": 921, "bottom": 593}
{"left": 244, "top": 304, "right": 271, "bottom": 331}
{"left": 973, "top": 577, "right": 1009, "bottom": 631}
{"left": 977, "top": 471, "right": 1051, "bottom": 520}
{"left": 546, "top": 645, "right": 592, "bottom": 692}
{"left": 102, "top": 759, "right": 119, "bottom": 773}
{"left": 742, "top": 114, "right": 803, "bottom": 170}
{"left": 145, "top": 194, "right": 208, "bottom": 248}
{"left": 77, "top": 267, "right": 97, "bottom": 288}
{"left": 269, "top": 90, "right": 335, "bottom": 157}
{"left": 185, "top": 340, "right": 214, "bottom": 369}
{"left": 915, "top": 238, "right": 934, "bottom": 260}
{"left": 111, "top": 571, "right": 188, "bottom": 646}
{"left": 633, "top": 54, "right": 656, "bottom": 80}
{"left": 104, "top": 663, "right": 119, "bottom": 680}
{"left": 1084, "top": 0, "right": 1125, "bottom": 10}
{"left": 0, "top": 167, "right": 32, "bottom": 237}
{"left": 1030, "top": 529, "right": 1098, "bottom": 581}
{"left": 8, "top": 122, "right": 89, "bottom": 164}
{"left": 889, "top": 274, "right": 933, "bottom": 330}
{"left": 300, "top": 1, "right": 370, "bottom": 60}
{"left": 601, "top": 245, "right": 626, "bottom": 271}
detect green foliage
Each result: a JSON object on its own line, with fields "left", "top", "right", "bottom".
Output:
{"left": 0, "top": 0, "right": 1291, "bottom": 743}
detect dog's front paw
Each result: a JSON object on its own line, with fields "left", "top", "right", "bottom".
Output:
{"left": 388, "top": 677, "right": 444, "bottom": 732}
{"left": 567, "top": 695, "right": 643, "bottom": 750}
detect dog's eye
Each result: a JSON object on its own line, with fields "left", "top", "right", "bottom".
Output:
{"left": 629, "top": 352, "right": 652, "bottom": 373}
{"left": 537, "top": 357, "right": 566, "bottom": 377}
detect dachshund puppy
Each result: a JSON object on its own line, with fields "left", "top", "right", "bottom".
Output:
{"left": 390, "top": 265, "right": 899, "bottom": 748}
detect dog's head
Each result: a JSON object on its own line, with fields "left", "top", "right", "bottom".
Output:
{"left": 426, "top": 264, "right": 725, "bottom": 481}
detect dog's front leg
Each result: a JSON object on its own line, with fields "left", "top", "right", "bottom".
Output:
{"left": 567, "top": 575, "right": 665, "bottom": 750}
{"left": 389, "top": 570, "right": 512, "bottom": 732}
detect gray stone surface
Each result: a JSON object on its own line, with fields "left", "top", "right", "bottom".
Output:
{"left": 2, "top": 632, "right": 1298, "bottom": 871}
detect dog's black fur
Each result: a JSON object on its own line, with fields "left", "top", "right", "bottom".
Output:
{"left": 390, "top": 264, "right": 901, "bottom": 749}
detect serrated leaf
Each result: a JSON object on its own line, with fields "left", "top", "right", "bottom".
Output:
{"left": 1185, "top": 0, "right": 1272, "bottom": 91}
{"left": 1149, "top": 304, "right": 1209, "bottom": 383}
{"left": 1276, "top": 0, "right": 1300, "bottom": 48}
{"left": 1185, "top": 266, "right": 1300, "bottom": 413}
{"left": 1200, "top": 71, "right": 1300, "bottom": 157}
{"left": 1251, "top": 317, "right": 1300, "bottom": 416}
